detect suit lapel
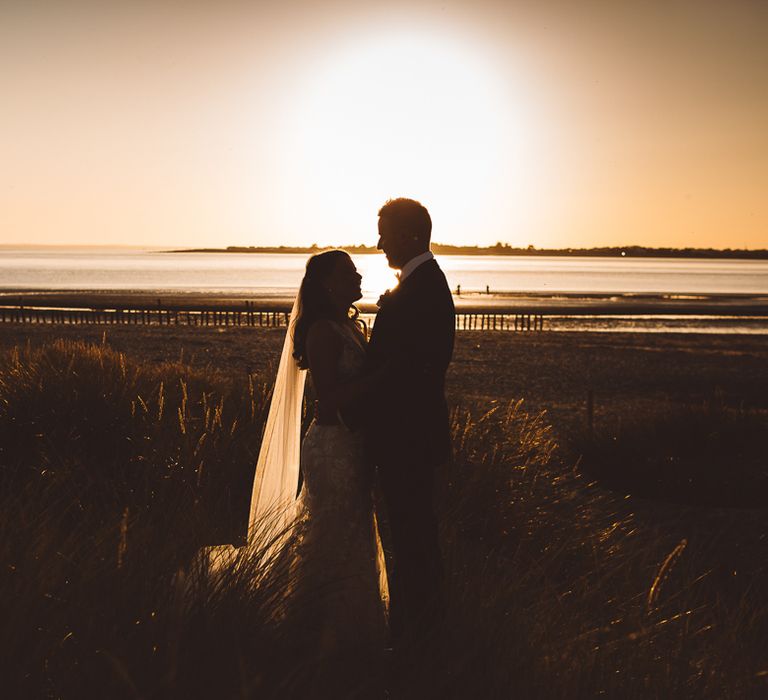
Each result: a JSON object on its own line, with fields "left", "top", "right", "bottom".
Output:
{"left": 398, "top": 258, "right": 436, "bottom": 292}
{"left": 384, "top": 258, "right": 436, "bottom": 311}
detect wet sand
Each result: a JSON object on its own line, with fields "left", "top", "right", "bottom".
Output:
{"left": 2, "top": 289, "right": 767, "bottom": 316}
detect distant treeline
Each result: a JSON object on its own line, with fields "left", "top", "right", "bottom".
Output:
{"left": 175, "top": 244, "right": 768, "bottom": 259}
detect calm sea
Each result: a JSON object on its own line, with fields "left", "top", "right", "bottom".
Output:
{"left": 2, "top": 247, "right": 767, "bottom": 333}
{"left": 2, "top": 247, "right": 767, "bottom": 298}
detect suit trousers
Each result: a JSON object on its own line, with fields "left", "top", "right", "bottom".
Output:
{"left": 377, "top": 457, "right": 445, "bottom": 642}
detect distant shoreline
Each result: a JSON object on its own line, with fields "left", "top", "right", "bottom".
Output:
{"left": 168, "top": 245, "right": 768, "bottom": 260}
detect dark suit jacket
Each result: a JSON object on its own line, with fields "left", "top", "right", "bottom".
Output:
{"left": 362, "top": 258, "right": 455, "bottom": 469}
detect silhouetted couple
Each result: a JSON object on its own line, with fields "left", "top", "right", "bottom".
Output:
{"left": 248, "top": 198, "right": 455, "bottom": 674}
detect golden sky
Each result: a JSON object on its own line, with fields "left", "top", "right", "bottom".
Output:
{"left": 1, "top": 0, "right": 766, "bottom": 249}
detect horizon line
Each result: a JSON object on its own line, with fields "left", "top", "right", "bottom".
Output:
{"left": 3, "top": 242, "right": 768, "bottom": 253}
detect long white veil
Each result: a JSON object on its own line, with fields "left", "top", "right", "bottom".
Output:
{"left": 247, "top": 293, "right": 306, "bottom": 546}
{"left": 198, "top": 294, "right": 305, "bottom": 574}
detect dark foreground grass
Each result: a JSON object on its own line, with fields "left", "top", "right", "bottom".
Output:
{"left": 574, "top": 401, "right": 768, "bottom": 507}
{"left": 1, "top": 339, "right": 767, "bottom": 698}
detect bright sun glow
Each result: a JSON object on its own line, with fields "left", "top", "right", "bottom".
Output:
{"left": 275, "top": 29, "right": 521, "bottom": 245}
{"left": 352, "top": 253, "right": 399, "bottom": 301}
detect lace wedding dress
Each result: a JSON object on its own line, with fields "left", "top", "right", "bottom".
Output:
{"left": 198, "top": 302, "right": 387, "bottom": 674}
{"left": 295, "top": 321, "right": 389, "bottom": 659}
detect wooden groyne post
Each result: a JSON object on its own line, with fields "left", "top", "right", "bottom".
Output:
{"left": 454, "top": 312, "right": 545, "bottom": 331}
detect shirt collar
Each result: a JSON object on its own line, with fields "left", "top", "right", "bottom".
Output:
{"left": 398, "top": 251, "right": 434, "bottom": 283}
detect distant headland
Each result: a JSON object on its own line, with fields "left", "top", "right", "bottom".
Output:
{"left": 171, "top": 243, "right": 768, "bottom": 260}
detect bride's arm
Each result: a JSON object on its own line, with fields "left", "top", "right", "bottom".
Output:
{"left": 306, "top": 320, "right": 386, "bottom": 422}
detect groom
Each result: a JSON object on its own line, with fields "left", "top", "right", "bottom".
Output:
{"left": 364, "top": 198, "right": 455, "bottom": 640}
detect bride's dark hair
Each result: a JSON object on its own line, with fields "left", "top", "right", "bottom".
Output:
{"left": 292, "top": 249, "right": 363, "bottom": 370}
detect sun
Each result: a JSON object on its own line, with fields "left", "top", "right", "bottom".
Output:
{"left": 275, "top": 28, "right": 519, "bottom": 245}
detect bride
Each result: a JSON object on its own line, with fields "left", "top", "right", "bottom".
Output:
{"left": 245, "top": 249, "right": 389, "bottom": 669}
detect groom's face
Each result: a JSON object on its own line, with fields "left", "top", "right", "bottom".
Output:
{"left": 377, "top": 216, "right": 409, "bottom": 270}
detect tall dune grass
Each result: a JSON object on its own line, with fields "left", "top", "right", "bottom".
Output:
{"left": 573, "top": 399, "right": 768, "bottom": 507}
{"left": 1, "top": 339, "right": 766, "bottom": 698}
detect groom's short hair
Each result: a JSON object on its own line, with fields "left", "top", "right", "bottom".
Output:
{"left": 378, "top": 198, "right": 432, "bottom": 243}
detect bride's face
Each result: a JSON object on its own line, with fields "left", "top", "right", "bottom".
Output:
{"left": 327, "top": 255, "right": 363, "bottom": 305}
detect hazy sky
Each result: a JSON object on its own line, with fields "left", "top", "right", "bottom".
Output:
{"left": 2, "top": 0, "right": 766, "bottom": 248}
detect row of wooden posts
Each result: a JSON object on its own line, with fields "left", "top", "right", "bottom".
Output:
{"left": 456, "top": 313, "right": 544, "bottom": 331}
{"left": 0, "top": 306, "right": 546, "bottom": 331}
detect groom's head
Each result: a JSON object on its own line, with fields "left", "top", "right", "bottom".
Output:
{"left": 377, "top": 198, "right": 431, "bottom": 270}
